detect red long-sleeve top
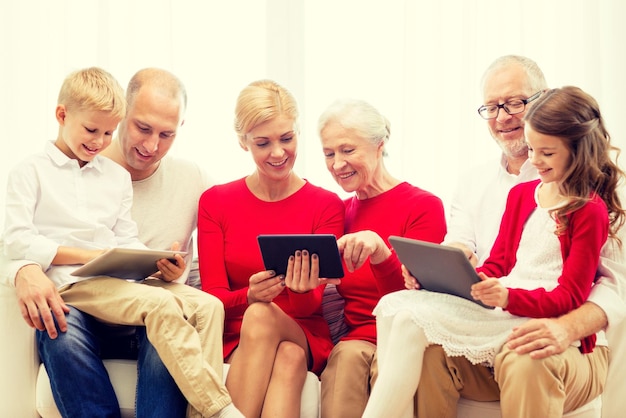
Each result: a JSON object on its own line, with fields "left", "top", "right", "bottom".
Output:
{"left": 338, "top": 182, "right": 447, "bottom": 344}
{"left": 477, "top": 180, "right": 609, "bottom": 352}
{"left": 197, "top": 178, "right": 345, "bottom": 374}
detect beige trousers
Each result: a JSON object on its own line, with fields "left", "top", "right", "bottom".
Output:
{"left": 320, "top": 339, "right": 378, "bottom": 418}
{"left": 416, "top": 344, "right": 609, "bottom": 418}
{"left": 60, "top": 277, "right": 231, "bottom": 417}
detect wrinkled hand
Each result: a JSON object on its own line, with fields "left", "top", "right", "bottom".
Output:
{"left": 15, "top": 264, "right": 69, "bottom": 339}
{"left": 337, "top": 230, "right": 391, "bottom": 272}
{"left": 247, "top": 270, "right": 285, "bottom": 304}
{"left": 470, "top": 272, "right": 508, "bottom": 308}
{"left": 507, "top": 318, "right": 571, "bottom": 359}
{"left": 156, "top": 241, "right": 186, "bottom": 282}
{"left": 402, "top": 264, "right": 420, "bottom": 290}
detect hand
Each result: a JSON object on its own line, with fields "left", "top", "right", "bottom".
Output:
{"left": 15, "top": 264, "right": 69, "bottom": 339}
{"left": 156, "top": 241, "right": 186, "bottom": 282}
{"left": 337, "top": 231, "right": 391, "bottom": 272}
{"left": 470, "top": 272, "right": 508, "bottom": 308}
{"left": 402, "top": 264, "right": 420, "bottom": 290}
{"left": 506, "top": 317, "right": 571, "bottom": 359}
{"left": 247, "top": 270, "right": 285, "bottom": 304}
{"left": 446, "top": 242, "right": 478, "bottom": 267}
{"left": 284, "top": 250, "right": 331, "bottom": 292}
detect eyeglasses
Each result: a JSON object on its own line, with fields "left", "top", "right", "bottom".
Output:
{"left": 477, "top": 91, "right": 542, "bottom": 120}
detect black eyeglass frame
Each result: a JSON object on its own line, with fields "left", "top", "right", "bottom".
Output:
{"left": 477, "top": 91, "right": 543, "bottom": 120}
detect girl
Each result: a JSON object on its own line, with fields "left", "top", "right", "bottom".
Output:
{"left": 362, "top": 86, "right": 625, "bottom": 418}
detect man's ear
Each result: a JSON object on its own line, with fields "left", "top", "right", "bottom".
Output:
{"left": 55, "top": 105, "right": 67, "bottom": 125}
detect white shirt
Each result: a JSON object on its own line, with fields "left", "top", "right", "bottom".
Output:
{"left": 443, "top": 155, "right": 537, "bottom": 264}
{"left": 2, "top": 141, "right": 145, "bottom": 288}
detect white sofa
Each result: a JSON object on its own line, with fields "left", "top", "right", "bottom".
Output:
{"left": 1, "top": 283, "right": 620, "bottom": 418}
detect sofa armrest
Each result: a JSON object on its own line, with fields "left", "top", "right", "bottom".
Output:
{"left": 0, "top": 283, "right": 40, "bottom": 417}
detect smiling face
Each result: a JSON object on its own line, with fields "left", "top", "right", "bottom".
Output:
{"left": 241, "top": 114, "right": 298, "bottom": 182}
{"left": 117, "top": 87, "right": 184, "bottom": 180}
{"left": 525, "top": 124, "right": 572, "bottom": 185}
{"left": 320, "top": 121, "right": 383, "bottom": 194}
{"left": 55, "top": 106, "right": 120, "bottom": 166}
{"left": 482, "top": 64, "right": 535, "bottom": 160}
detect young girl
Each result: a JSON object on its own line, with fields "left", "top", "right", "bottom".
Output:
{"left": 362, "top": 86, "right": 625, "bottom": 418}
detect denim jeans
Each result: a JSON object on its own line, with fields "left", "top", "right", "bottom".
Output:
{"left": 37, "top": 306, "right": 187, "bottom": 418}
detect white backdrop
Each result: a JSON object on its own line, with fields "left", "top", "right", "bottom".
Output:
{"left": 1, "top": 0, "right": 625, "bottom": 229}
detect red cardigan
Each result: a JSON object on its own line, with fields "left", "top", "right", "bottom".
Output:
{"left": 477, "top": 180, "right": 609, "bottom": 353}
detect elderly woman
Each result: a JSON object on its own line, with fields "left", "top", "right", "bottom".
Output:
{"left": 318, "top": 99, "right": 447, "bottom": 418}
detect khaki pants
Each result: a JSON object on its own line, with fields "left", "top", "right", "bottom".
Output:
{"left": 60, "top": 277, "right": 231, "bottom": 417}
{"left": 320, "top": 339, "right": 378, "bottom": 418}
{"left": 416, "top": 344, "right": 609, "bottom": 418}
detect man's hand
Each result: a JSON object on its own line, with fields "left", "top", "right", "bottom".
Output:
{"left": 445, "top": 242, "right": 478, "bottom": 267}
{"left": 15, "top": 264, "right": 69, "bottom": 339}
{"left": 506, "top": 318, "right": 571, "bottom": 359}
{"left": 156, "top": 241, "right": 186, "bottom": 282}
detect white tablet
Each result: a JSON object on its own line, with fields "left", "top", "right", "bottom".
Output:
{"left": 257, "top": 234, "right": 344, "bottom": 279}
{"left": 388, "top": 236, "right": 493, "bottom": 309}
{"left": 71, "top": 247, "right": 187, "bottom": 281}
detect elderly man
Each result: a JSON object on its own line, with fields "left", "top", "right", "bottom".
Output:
{"left": 418, "top": 55, "right": 625, "bottom": 418}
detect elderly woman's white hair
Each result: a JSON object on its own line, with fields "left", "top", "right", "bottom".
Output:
{"left": 318, "top": 98, "right": 391, "bottom": 148}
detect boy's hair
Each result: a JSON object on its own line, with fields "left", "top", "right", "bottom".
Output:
{"left": 57, "top": 67, "right": 126, "bottom": 119}
{"left": 524, "top": 86, "right": 626, "bottom": 242}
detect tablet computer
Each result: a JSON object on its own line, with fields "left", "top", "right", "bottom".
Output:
{"left": 257, "top": 234, "right": 344, "bottom": 279}
{"left": 71, "top": 247, "right": 187, "bottom": 281}
{"left": 388, "top": 236, "right": 493, "bottom": 309}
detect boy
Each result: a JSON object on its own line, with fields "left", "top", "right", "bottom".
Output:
{"left": 3, "top": 67, "right": 241, "bottom": 418}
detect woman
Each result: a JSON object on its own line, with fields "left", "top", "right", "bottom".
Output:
{"left": 197, "top": 80, "right": 344, "bottom": 418}
{"left": 318, "top": 98, "right": 447, "bottom": 418}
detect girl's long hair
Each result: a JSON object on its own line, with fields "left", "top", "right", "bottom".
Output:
{"left": 524, "top": 86, "right": 625, "bottom": 243}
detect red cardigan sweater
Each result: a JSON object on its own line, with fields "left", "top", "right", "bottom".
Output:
{"left": 477, "top": 179, "right": 609, "bottom": 353}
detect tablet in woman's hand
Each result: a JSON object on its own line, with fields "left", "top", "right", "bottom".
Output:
{"left": 257, "top": 234, "right": 344, "bottom": 279}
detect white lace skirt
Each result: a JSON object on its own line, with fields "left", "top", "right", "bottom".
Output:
{"left": 374, "top": 289, "right": 529, "bottom": 366}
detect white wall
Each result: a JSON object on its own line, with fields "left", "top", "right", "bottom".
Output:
{"left": 2, "top": 0, "right": 625, "bottom": 229}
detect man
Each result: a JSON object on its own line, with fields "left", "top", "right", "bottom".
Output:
{"left": 3, "top": 68, "right": 242, "bottom": 418}
{"left": 419, "top": 55, "right": 626, "bottom": 418}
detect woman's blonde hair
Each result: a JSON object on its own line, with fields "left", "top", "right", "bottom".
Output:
{"left": 234, "top": 79, "right": 299, "bottom": 139}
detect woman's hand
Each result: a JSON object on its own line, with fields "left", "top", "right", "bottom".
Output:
{"left": 337, "top": 230, "right": 392, "bottom": 272}
{"left": 247, "top": 270, "right": 285, "bottom": 304}
{"left": 402, "top": 264, "right": 421, "bottom": 290}
{"left": 284, "top": 250, "right": 332, "bottom": 292}
{"left": 471, "top": 272, "right": 509, "bottom": 308}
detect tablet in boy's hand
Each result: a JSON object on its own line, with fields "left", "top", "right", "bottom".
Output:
{"left": 257, "top": 234, "right": 344, "bottom": 279}
{"left": 71, "top": 247, "right": 188, "bottom": 281}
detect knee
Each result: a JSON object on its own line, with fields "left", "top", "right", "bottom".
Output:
{"left": 494, "top": 346, "right": 554, "bottom": 387}
{"left": 273, "top": 342, "right": 308, "bottom": 380}
{"left": 240, "top": 303, "right": 279, "bottom": 340}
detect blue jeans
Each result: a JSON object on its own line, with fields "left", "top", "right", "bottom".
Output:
{"left": 37, "top": 306, "right": 187, "bottom": 418}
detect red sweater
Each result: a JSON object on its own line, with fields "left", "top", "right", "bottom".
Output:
{"left": 197, "top": 179, "right": 345, "bottom": 374}
{"left": 338, "top": 182, "right": 447, "bottom": 344}
{"left": 477, "top": 179, "right": 609, "bottom": 352}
